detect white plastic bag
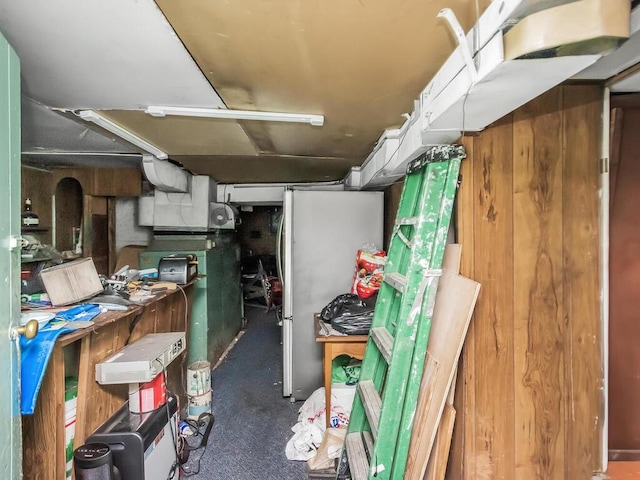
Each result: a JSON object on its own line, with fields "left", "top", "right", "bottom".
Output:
{"left": 285, "top": 387, "right": 327, "bottom": 461}
{"left": 328, "top": 384, "right": 356, "bottom": 428}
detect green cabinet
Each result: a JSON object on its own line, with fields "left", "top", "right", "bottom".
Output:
{"left": 139, "top": 232, "right": 243, "bottom": 365}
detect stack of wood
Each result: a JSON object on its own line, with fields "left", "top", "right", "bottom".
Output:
{"left": 403, "top": 244, "right": 481, "bottom": 480}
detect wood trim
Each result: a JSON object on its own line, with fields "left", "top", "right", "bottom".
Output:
{"left": 609, "top": 107, "right": 623, "bottom": 211}
{"left": 450, "top": 135, "right": 476, "bottom": 480}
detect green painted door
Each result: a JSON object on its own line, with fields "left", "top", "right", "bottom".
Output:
{"left": 0, "top": 30, "right": 22, "bottom": 478}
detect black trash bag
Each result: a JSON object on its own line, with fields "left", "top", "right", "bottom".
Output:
{"left": 320, "top": 293, "right": 377, "bottom": 335}
{"left": 320, "top": 293, "right": 365, "bottom": 322}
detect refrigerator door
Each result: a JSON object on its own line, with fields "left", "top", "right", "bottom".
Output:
{"left": 282, "top": 189, "right": 294, "bottom": 397}
{"left": 283, "top": 189, "right": 383, "bottom": 401}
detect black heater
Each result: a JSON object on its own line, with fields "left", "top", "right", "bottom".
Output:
{"left": 73, "top": 443, "right": 121, "bottom": 480}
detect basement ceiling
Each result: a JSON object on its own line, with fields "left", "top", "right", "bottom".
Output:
{"left": 0, "top": 0, "right": 489, "bottom": 183}
{"left": 0, "top": 0, "right": 638, "bottom": 184}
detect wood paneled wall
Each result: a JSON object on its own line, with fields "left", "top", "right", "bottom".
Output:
{"left": 452, "top": 85, "right": 603, "bottom": 479}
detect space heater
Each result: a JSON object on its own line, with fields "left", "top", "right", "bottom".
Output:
{"left": 75, "top": 394, "right": 178, "bottom": 480}
{"left": 74, "top": 333, "right": 186, "bottom": 479}
{"left": 73, "top": 443, "right": 121, "bottom": 480}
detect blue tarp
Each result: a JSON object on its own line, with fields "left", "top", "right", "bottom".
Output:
{"left": 20, "top": 303, "right": 102, "bottom": 415}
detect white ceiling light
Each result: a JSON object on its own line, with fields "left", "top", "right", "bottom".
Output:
{"left": 145, "top": 105, "right": 324, "bottom": 127}
{"left": 78, "top": 110, "right": 168, "bottom": 160}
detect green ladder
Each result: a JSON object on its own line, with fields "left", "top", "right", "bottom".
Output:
{"left": 339, "top": 145, "right": 465, "bottom": 480}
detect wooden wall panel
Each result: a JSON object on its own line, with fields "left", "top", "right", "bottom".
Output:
{"left": 450, "top": 135, "right": 476, "bottom": 480}
{"left": 512, "top": 88, "right": 565, "bottom": 480}
{"left": 562, "top": 85, "right": 602, "bottom": 476}
{"left": 384, "top": 179, "right": 405, "bottom": 250}
{"left": 472, "top": 115, "right": 515, "bottom": 480}
{"left": 21, "top": 165, "right": 53, "bottom": 243}
{"left": 453, "top": 84, "right": 603, "bottom": 479}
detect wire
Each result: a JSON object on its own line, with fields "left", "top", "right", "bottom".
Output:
{"left": 158, "top": 358, "right": 180, "bottom": 480}
{"left": 176, "top": 284, "right": 189, "bottom": 334}
{"left": 179, "top": 412, "right": 215, "bottom": 477}
{"left": 367, "top": 124, "right": 411, "bottom": 181}
{"left": 176, "top": 283, "right": 190, "bottom": 394}
{"left": 171, "top": 282, "right": 216, "bottom": 477}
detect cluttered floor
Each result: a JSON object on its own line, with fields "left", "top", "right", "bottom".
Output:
{"left": 181, "top": 305, "right": 308, "bottom": 479}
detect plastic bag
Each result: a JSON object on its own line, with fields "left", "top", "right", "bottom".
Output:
{"left": 320, "top": 293, "right": 368, "bottom": 323}
{"left": 285, "top": 388, "right": 326, "bottom": 461}
{"left": 331, "top": 355, "right": 361, "bottom": 385}
{"left": 320, "top": 293, "right": 376, "bottom": 335}
{"left": 307, "top": 427, "right": 347, "bottom": 471}
{"left": 351, "top": 246, "right": 386, "bottom": 299}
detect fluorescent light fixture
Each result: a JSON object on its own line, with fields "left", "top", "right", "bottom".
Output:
{"left": 78, "top": 110, "right": 168, "bottom": 160}
{"left": 145, "top": 105, "right": 324, "bottom": 127}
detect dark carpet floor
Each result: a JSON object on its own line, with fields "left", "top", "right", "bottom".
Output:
{"left": 183, "top": 305, "right": 308, "bottom": 479}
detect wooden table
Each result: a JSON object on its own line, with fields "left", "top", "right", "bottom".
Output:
{"left": 315, "top": 316, "right": 368, "bottom": 426}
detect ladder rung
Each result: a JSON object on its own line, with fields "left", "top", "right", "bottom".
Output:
{"left": 363, "top": 430, "right": 374, "bottom": 456}
{"left": 384, "top": 272, "right": 406, "bottom": 293}
{"left": 371, "top": 327, "right": 394, "bottom": 364}
{"left": 358, "top": 380, "right": 382, "bottom": 438}
{"left": 395, "top": 216, "right": 418, "bottom": 226}
{"left": 346, "top": 433, "right": 369, "bottom": 480}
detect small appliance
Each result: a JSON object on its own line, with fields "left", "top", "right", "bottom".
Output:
{"left": 157, "top": 254, "right": 198, "bottom": 284}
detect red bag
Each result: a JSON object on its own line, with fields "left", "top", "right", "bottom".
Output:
{"left": 351, "top": 249, "right": 386, "bottom": 299}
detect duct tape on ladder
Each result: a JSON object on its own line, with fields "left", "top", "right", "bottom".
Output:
{"left": 407, "top": 269, "right": 442, "bottom": 327}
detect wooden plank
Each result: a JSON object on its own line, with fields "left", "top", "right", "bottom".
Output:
{"left": 424, "top": 366, "right": 458, "bottom": 480}
{"left": 512, "top": 87, "right": 565, "bottom": 480}
{"left": 404, "top": 271, "right": 480, "bottom": 479}
{"left": 450, "top": 135, "right": 476, "bottom": 480}
{"left": 73, "top": 336, "right": 92, "bottom": 447}
{"left": 561, "top": 84, "right": 603, "bottom": 477}
{"left": 370, "top": 327, "right": 393, "bottom": 364}
{"left": 92, "top": 167, "right": 142, "bottom": 197}
{"left": 608, "top": 108, "right": 623, "bottom": 212}
{"left": 441, "top": 243, "right": 462, "bottom": 273}
{"left": 22, "top": 343, "right": 64, "bottom": 480}
{"left": 424, "top": 403, "right": 456, "bottom": 480}
{"left": 358, "top": 380, "right": 382, "bottom": 439}
{"left": 346, "top": 433, "right": 369, "bottom": 480}
{"left": 81, "top": 322, "right": 129, "bottom": 438}
{"left": 472, "top": 116, "right": 515, "bottom": 480}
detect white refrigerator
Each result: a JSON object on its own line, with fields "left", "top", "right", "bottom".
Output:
{"left": 278, "top": 189, "right": 384, "bottom": 401}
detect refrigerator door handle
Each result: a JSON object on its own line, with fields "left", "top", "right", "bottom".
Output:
{"left": 276, "top": 208, "right": 285, "bottom": 290}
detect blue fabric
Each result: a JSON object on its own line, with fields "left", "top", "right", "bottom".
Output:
{"left": 20, "top": 328, "right": 74, "bottom": 415}
{"left": 20, "top": 303, "right": 103, "bottom": 415}
{"left": 54, "top": 303, "right": 102, "bottom": 322}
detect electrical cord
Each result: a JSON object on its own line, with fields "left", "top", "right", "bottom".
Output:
{"left": 179, "top": 412, "right": 215, "bottom": 477}
{"left": 124, "top": 312, "right": 144, "bottom": 346}
{"left": 157, "top": 358, "right": 180, "bottom": 480}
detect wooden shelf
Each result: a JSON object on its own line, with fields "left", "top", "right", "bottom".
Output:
{"left": 21, "top": 285, "right": 193, "bottom": 480}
